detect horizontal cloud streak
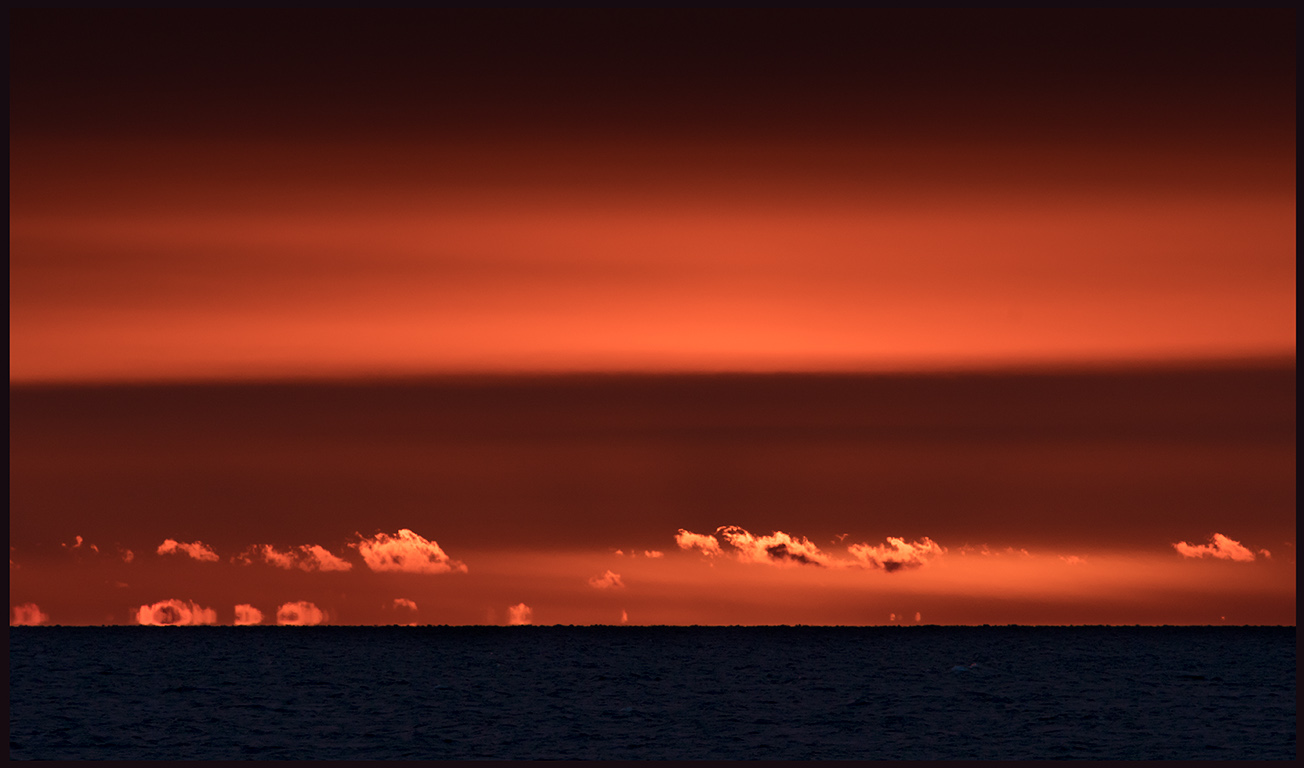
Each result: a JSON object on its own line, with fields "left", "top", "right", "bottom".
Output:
{"left": 157, "top": 539, "right": 219, "bottom": 562}
{"left": 239, "top": 543, "right": 353, "bottom": 572}
{"left": 1173, "top": 533, "right": 1258, "bottom": 562}
{"left": 677, "top": 526, "right": 944, "bottom": 571}
{"left": 276, "top": 601, "right": 325, "bottom": 626}
{"left": 353, "top": 529, "right": 466, "bottom": 574}
{"left": 135, "top": 599, "right": 217, "bottom": 626}
{"left": 11, "top": 603, "right": 50, "bottom": 626}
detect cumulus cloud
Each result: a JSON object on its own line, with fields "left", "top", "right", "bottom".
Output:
{"left": 677, "top": 526, "right": 945, "bottom": 572}
{"left": 63, "top": 535, "right": 98, "bottom": 552}
{"left": 1059, "top": 555, "right": 1086, "bottom": 565}
{"left": 157, "top": 539, "right": 219, "bottom": 562}
{"left": 717, "top": 525, "right": 830, "bottom": 567}
{"left": 621, "top": 610, "right": 629, "bottom": 624}
{"left": 393, "top": 598, "right": 418, "bottom": 611}
{"left": 11, "top": 603, "right": 50, "bottom": 626}
{"left": 135, "top": 599, "right": 218, "bottom": 626}
{"left": 643, "top": 550, "right": 664, "bottom": 558}
{"left": 588, "top": 570, "right": 625, "bottom": 589}
{"left": 234, "top": 604, "right": 264, "bottom": 625}
{"left": 675, "top": 529, "right": 723, "bottom": 556}
{"left": 239, "top": 543, "right": 353, "bottom": 572}
{"left": 847, "top": 537, "right": 944, "bottom": 572}
{"left": 121, "top": 548, "right": 135, "bottom": 563}
{"left": 507, "top": 603, "right": 533, "bottom": 625}
{"left": 276, "top": 601, "right": 325, "bottom": 626}
{"left": 1173, "top": 533, "right": 1258, "bottom": 562}
{"left": 352, "top": 529, "right": 466, "bottom": 574}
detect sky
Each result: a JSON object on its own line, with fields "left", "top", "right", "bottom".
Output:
{"left": 9, "top": 10, "right": 1296, "bottom": 625}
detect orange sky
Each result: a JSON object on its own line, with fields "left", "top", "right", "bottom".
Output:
{"left": 9, "top": 11, "right": 1296, "bottom": 625}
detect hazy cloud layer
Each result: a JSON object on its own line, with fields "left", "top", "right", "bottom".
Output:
{"left": 588, "top": 569, "right": 625, "bottom": 589}
{"left": 135, "top": 599, "right": 218, "bottom": 626}
{"left": 353, "top": 529, "right": 467, "bottom": 574}
{"left": 11, "top": 603, "right": 50, "bottom": 626}
{"left": 847, "top": 536, "right": 945, "bottom": 572}
{"left": 240, "top": 543, "right": 353, "bottom": 572}
{"left": 507, "top": 603, "right": 533, "bottom": 625}
{"left": 276, "top": 601, "right": 325, "bottom": 625}
{"left": 1173, "top": 533, "right": 1259, "bottom": 562}
{"left": 677, "top": 526, "right": 944, "bottom": 571}
{"left": 157, "top": 539, "right": 219, "bottom": 562}
{"left": 234, "top": 604, "right": 264, "bottom": 625}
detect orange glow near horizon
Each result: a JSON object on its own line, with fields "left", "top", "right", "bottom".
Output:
{"left": 9, "top": 139, "right": 1296, "bottom": 383}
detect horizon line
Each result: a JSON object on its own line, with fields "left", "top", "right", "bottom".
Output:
{"left": 9, "top": 353, "right": 1296, "bottom": 390}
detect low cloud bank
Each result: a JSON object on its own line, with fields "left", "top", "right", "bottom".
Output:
{"left": 136, "top": 599, "right": 218, "bottom": 625}
{"left": 676, "top": 526, "right": 944, "bottom": 571}
{"left": 157, "top": 539, "right": 219, "bottom": 562}
{"left": 353, "top": 529, "right": 467, "bottom": 574}
{"left": 588, "top": 570, "right": 625, "bottom": 589}
{"left": 11, "top": 603, "right": 50, "bottom": 626}
{"left": 276, "top": 601, "right": 325, "bottom": 626}
{"left": 507, "top": 603, "right": 533, "bottom": 625}
{"left": 234, "top": 604, "right": 264, "bottom": 625}
{"left": 240, "top": 543, "right": 353, "bottom": 572}
{"left": 1173, "top": 533, "right": 1260, "bottom": 562}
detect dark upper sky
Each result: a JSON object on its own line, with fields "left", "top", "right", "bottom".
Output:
{"left": 11, "top": 10, "right": 1295, "bottom": 147}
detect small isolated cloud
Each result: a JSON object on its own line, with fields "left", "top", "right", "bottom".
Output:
{"left": 675, "top": 529, "right": 723, "bottom": 556}
{"left": 393, "top": 598, "right": 418, "bottom": 611}
{"left": 121, "top": 548, "right": 135, "bottom": 563}
{"left": 11, "top": 603, "right": 50, "bottom": 626}
{"left": 588, "top": 570, "right": 625, "bottom": 589}
{"left": 507, "top": 603, "right": 533, "bottom": 625}
{"left": 241, "top": 543, "right": 353, "bottom": 572}
{"left": 353, "top": 529, "right": 467, "bottom": 574}
{"left": 621, "top": 609, "right": 629, "bottom": 624}
{"left": 234, "top": 604, "right": 264, "bottom": 625}
{"left": 1059, "top": 555, "right": 1086, "bottom": 565}
{"left": 1259, "top": 549, "right": 1272, "bottom": 559}
{"left": 135, "top": 599, "right": 218, "bottom": 626}
{"left": 914, "top": 612, "right": 922, "bottom": 623}
{"left": 62, "top": 535, "right": 99, "bottom": 553}
{"left": 1173, "top": 533, "right": 1258, "bottom": 562}
{"left": 643, "top": 550, "right": 664, "bottom": 558}
{"left": 847, "top": 537, "right": 944, "bottom": 572}
{"left": 276, "top": 601, "right": 325, "bottom": 626}
{"left": 157, "top": 539, "right": 219, "bottom": 562}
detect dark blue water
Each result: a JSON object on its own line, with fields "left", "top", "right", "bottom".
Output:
{"left": 9, "top": 626, "right": 1295, "bottom": 760}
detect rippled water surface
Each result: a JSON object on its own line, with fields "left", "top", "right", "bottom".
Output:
{"left": 9, "top": 626, "right": 1295, "bottom": 760}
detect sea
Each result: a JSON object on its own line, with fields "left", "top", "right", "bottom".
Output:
{"left": 8, "top": 625, "right": 1295, "bottom": 760}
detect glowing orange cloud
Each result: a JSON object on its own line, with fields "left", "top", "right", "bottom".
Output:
{"left": 393, "top": 598, "right": 417, "bottom": 611}
{"left": 588, "top": 570, "right": 625, "bottom": 589}
{"left": 677, "top": 526, "right": 944, "bottom": 571}
{"left": 1173, "top": 533, "right": 1260, "bottom": 562}
{"left": 847, "top": 536, "right": 945, "bottom": 572}
{"left": 507, "top": 603, "right": 533, "bottom": 625}
{"left": 238, "top": 543, "right": 353, "bottom": 572}
{"left": 135, "top": 599, "right": 217, "bottom": 626}
{"left": 62, "top": 535, "right": 97, "bottom": 553}
{"left": 11, "top": 603, "right": 50, "bottom": 626}
{"left": 234, "top": 604, "right": 263, "bottom": 625}
{"left": 156, "top": 539, "right": 219, "bottom": 562}
{"left": 352, "top": 528, "right": 466, "bottom": 574}
{"left": 276, "top": 601, "right": 325, "bottom": 626}
{"left": 717, "top": 525, "right": 830, "bottom": 567}
{"left": 644, "top": 550, "right": 664, "bottom": 558}
{"left": 675, "top": 529, "right": 723, "bottom": 556}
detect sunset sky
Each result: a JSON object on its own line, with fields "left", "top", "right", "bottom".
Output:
{"left": 10, "top": 10, "right": 1295, "bottom": 625}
